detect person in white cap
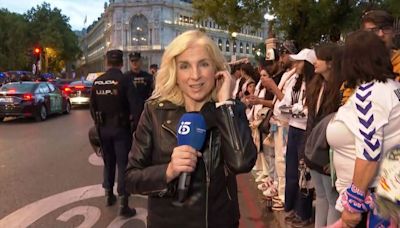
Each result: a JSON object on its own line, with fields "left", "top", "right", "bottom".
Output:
{"left": 275, "top": 48, "right": 316, "bottom": 226}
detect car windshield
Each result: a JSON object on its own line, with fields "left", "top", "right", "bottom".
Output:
{"left": 70, "top": 80, "right": 92, "bottom": 87}
{"left": 0, "top": 83, "right": 35, "bottom": 93}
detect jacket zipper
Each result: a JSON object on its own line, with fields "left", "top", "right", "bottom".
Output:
{"left": 224, "top": 166, "right": 232, "bottom": 201}
{"left": 139, "top": 124, "right": 177, "bottom": 196}
{"left": 225, "top": 105, "right": 240, "bottom": 150}
{"left": 204, "top": 132, "right": 212, "bottom": 228}
{"left": 164, "top": 121, "right": 210, "bottom": 226}
{"left": 162, "top": 123, "right": 177, "bottom": 138}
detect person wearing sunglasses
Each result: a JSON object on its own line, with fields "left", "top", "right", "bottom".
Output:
{"left": 361, "top": 10, "right": 400, "bottom": 81}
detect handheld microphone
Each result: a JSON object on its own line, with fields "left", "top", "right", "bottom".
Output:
{"left": 175, "top": 112, "right": 207, "bottom": 204}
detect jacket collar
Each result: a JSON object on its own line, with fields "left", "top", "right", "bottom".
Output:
{"left": 150, "top": 99, "right": 216, "bottom": 131}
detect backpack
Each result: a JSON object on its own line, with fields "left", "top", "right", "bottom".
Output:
{"left": 304, "top": 113, "right": 335, "bottom": 174}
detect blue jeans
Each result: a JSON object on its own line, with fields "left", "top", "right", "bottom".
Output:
{"left": 262, "top": 133, "right": 276, "bottom": 180}
{"left": 284, "top": 126, "right": 313, "bottom": 220}
{"left": 310, "top": 169, "right": 341, "bottom": 227}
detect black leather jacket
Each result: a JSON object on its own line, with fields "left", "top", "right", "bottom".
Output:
{"left": 125, "top": 99, "right": 257, "bottom": 228}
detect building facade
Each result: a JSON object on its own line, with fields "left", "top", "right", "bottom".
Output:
{"left": 77, "top": 0, "right": 267, "bottom": 75}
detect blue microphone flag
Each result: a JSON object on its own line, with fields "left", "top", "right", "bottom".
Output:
{"left": 177, "top": 112, "right": 207, "bottom": 150}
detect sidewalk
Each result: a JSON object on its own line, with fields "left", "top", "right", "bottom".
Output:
{"left": 238, "top": 173, "right": 314, "bottom": 228}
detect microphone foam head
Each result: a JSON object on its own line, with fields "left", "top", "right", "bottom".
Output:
{"left": 177, "top": 113, "right": 207, "bottom": 151}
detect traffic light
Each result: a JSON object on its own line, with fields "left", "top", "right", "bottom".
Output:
{"left": 33, "top": 47, "right": 41, "bottom": 60}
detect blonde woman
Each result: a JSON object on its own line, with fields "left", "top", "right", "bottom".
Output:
{"left": 125, "top": 30, "right": 257, "bottom": 228}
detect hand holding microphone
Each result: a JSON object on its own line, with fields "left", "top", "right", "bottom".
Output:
{"left": 167, "top": 113, "right": 207, "bottom": 204}
{"left": 166, "top": 145, "right": 201, "bottom": 183}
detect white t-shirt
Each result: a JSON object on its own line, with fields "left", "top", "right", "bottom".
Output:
{"left": 277, "top": 75, "right": 307, "bottom": 130}
{"left": 327, "top": 79, "right": 400, "bottom": 193}
{"left": 271, "top": 68, "right": 297, "bottom": 126}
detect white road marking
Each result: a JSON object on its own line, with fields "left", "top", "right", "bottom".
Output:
{"left": 88, "top": 153, "right": 104, "bottom": 166}
{"left": 0, "top": 184, "right": 147, "bottom": 227}
{"left": 57, "top": 206, "right": 101, "bottom": 228}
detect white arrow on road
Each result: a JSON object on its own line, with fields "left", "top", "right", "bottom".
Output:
{"left": 0, "top": 184, "right": 147, "bottom": 227}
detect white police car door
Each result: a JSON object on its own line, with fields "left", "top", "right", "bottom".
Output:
{"left": 46, "top": 83, "right": 62, "bottom": 113}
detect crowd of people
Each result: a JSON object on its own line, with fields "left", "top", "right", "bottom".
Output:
{"left": 90, "top": 9, "right": 399, "bottom": 228}
{"left": 231, "top": 9, "right": 399, "bottom": 228}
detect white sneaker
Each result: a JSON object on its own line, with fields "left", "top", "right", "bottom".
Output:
{"left": 261, "top": 176, "right": 274, "bottom": 187}
{"left": 255, "top": 173, "right": 268, "bottom": 183}
{"left": 263, "top": 186, "right": 278, "bottom": 197}
{"left": 256, "top": 170, "right": 264, "bottom": 176}
{"left": 257, "top": 182, "right": 269, "bottom": 191}
{"left": 272, "top": 200, "right": 284, "bottom": 211}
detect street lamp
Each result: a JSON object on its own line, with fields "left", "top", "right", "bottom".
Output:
{"left": 231, "top": 32, "right": 238, "bottom": 62}
{"left": 264, "top": 13, "right": 276, "bottom": 21}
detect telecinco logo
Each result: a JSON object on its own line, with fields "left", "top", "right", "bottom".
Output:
{"left": 177, "top": 121, "right": 191, "bottom": 135}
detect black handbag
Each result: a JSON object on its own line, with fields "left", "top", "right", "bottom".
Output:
{"left": 258, "top": 97, "right": 278, "bottom": 134}
{"left": 259, "top": 109, "right": 273, "bottom": 134}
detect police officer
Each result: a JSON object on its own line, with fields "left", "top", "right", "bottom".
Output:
{"left": 90, "top": 49, "right": 137, "bottom": 217}
{"left": 149, "top": 63, "right": 158, "bottom": 77}
{"left": 124, "top": 52, "right": 153, "bottom": 129}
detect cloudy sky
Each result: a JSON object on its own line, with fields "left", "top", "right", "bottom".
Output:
{"left": 0, "top": 0, "right": 105, "bottom": 31}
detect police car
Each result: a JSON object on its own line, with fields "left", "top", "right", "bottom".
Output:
{"left": 0, "top": 81, "right": 71, "bottom": 122}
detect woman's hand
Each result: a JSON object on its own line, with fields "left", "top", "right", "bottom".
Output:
{"left": 261, "top": 77, "right": 276, "bottom": 90}
{"left": 166, "top": 145, "right": 202, "bottom": 183}
{"left": 341, "top": 210, "right": 362, "bottom": 228}
{"left": 215, "top": 70, "right": 234, "bottom": 102}
{"left": 247, "top": 95, "right": 259, "bottom": 105}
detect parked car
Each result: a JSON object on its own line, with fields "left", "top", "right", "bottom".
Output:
{"left": 4, "top": 71, "right": 34, "bottom": 82}
{"left": 51, "top": 79, "right": 74, "bottom": 96}
{"left": 0, "top": 81, "right": 71, "bottom": 122}
{"left": 68, "top": 80, "right": 92, "bottom": 106}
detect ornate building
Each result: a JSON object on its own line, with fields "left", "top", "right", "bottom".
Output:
{"left": 78, "top": 0, "right": 267, "bottom": 74}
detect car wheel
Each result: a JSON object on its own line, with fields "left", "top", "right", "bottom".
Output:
{"left": 35, "top": 105, "right": 47, "bottom": 121}
{"left": 64, "top": 101, "right": 71, "bottom": 114}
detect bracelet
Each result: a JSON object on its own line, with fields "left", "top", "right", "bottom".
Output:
{"left": 341, "top": 183, "right": 375, "bottom": 213}
{"left": 215, "top": 100, "right": 235, "bottom": 108}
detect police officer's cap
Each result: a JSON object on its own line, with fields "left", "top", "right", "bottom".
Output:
{"left": 129, "top": 52, "right": 141, "bottom": 61}
{"left": 106, "top": 49, "right": 123, "bottom": 62}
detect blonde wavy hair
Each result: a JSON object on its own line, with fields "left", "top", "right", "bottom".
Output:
{"left": 151, "top": 30, "right": 229, "bottom": 106}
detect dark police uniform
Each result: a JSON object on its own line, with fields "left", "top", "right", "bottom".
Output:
{"left": 90, "top": 51, "right": 138, "bottom": 199}
{"left": 124, "top": 52, "right": 153, "bottom": 129}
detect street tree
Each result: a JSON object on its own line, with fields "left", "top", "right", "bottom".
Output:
{"left": 192, "top": 0, "right": 268, "bottom": 34}
{"left": 24, "top": 2, "right": 80, "bottom": 73}
{"left": 266, "top": 0, "right": 399, "bottom": 48}
{"left": 0, "top": 9, "right": 31, "bottom": 71}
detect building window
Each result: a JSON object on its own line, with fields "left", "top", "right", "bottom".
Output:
{"left": 149, "top": 28, "right": 152, "bottom": 45}
{"left": 218, "top": 39, "right": 222, "bottom": 51}
{"left": 233, "top": 41, "right": 237, "bottom": 53}
{"left": 130, "top": 15, "right": 149, "bottom": 46}
{"left": 246, "top": 43, "right": 249, "bottom": 54}
{"left": 252, "top": 44, "right": 255, "bottom": 54}
{"left": 240, "top": 42, "right": 243, "bottom": 53}
{"left": 225, "top": 40, "right": 230, "bottom": 52}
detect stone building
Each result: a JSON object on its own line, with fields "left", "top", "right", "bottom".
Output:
{"left": 77, "top": 0, "right": 267, "bottom": 75}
